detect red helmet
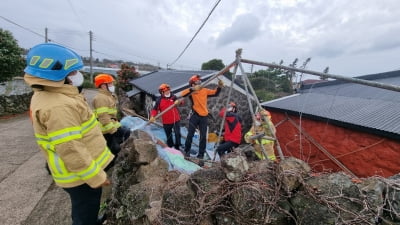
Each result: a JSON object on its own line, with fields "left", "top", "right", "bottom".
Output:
{"left": 158, "top": 83, "right": 170, "bottom": 94}
{"left": 189, "top": 74, "right": 201, "bottom": 86}
{"left": 94, "top": 74, "right": 114, "bottom": 88}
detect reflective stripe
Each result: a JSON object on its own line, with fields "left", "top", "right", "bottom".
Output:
{"left": 100, "top": 121, "right": 121, "bottom": 132}
{"left": 34, "top": 114, "right": 112, "bottom": 184}
{"left": 94, "top": 107, "right": 117, "bottom": 115}
{"left": 49, "top": 146, "right": 112, "bottom": 184}
{"left": 245, "top": 131, "right": 273, "bottom": 145}
{"left": 35, "top": 114, "right": 98, "bottom": 146}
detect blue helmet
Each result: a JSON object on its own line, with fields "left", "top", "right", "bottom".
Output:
{"left": 24, "top": 43, "right": 84, "bottom": 81}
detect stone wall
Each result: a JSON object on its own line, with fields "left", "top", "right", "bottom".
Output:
{"left": 0, "top": 79, "right": 32, "bottom": 116}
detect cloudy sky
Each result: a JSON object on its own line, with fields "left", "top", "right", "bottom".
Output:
{"left": 1, "top": 0, "right": 400, "bottom": 78}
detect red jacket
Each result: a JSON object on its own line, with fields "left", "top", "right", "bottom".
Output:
{"left": 219, "top": 108, "right": 242, "bottom": 144}
{"left": 151, "top": 95, "right": 181, "bottom": 124}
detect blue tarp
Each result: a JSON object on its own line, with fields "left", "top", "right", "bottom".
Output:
{"left": 121, "top": 116, "right": 219, "bottom": 174}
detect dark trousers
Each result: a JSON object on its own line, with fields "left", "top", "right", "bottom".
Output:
{"left": 104, "top": 126, "right": 131, "bottom": 170}
{"left": 104, "top": 126, "right": 131, "bottom": 156}
{"left": 163, "top": 121, "right": 181, "bottom": 149}
{"left": 216, "top": 141, "right": 239, "bottom": 157}
{"left": 63, "top": 184, "right": 102, "bottom": 225}
{"left": 185, "top": 113, "right": 208, "bottom": 157}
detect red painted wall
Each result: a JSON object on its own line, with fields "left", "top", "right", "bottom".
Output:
{"left": 272, "top": 113, "right": 400, "bottom": 178}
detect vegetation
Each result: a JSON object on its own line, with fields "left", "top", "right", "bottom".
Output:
{"left": 117, "top": 63, "right": 140, "bottom": 91}
{"left": 201, "top": 59, "right": 225, "bottom": 71}
{"left": 201, "top": 58, "right": 316, "bottom": 102}
{"left": 0, "top": 29, "right": 25, "bottom": 82}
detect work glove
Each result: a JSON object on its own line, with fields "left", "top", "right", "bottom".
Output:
{"left": 149, "top": 116, "right": 155, "bottom": 123}
{"left": 218, "top": 79, "right": 224, "bottom": 87}
{"left": 193, "top": 85, "right": 201, "bottom": 91}
{"left": 174, "top": 99, "right": 182, "bottom": 105}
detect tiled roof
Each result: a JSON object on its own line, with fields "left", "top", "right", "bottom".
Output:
{"left": 127, "top": 70, "right": 217, "bottom": 97}
{"left": 262, "top": 70, "right": 400, "bottom": 138}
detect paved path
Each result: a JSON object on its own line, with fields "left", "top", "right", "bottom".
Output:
{"left": 0, "top": 89, "right": 98, "bottom": 225}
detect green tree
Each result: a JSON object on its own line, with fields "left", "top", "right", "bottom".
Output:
{"left": 117, "top": 63, "right": 140, "bottom": 91}
{"left": 201, "top": 59, "right": 225, "bottom": 71}
{"left": 0, "top": 29, "right": 25, "bottom": 82}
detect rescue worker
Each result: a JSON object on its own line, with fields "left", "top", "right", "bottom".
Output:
{"left": 149, "top": 83, "right": 182, "bottom": 150}
{"left": 216, "top": 102, "right": 242, "bottom": 157}
{"left": 244, "top": 110, "right": 277, "bottom": 161}
{"left": 24, "top": 43, "right": 113, "bottom": 225}
{"left": 92, "top": 74, "right": 130, "bottom": 159}
{"left": 180, "top": 74, "right": 224, "bottom": 159}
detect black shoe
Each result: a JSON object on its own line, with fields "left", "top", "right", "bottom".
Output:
{"left": 184, "top": 150, "right": 190, "bottom": 157}
{"left": 197, "top": 154, "right": 204, "bottom": 159}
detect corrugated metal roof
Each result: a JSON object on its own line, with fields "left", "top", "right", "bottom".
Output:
{"left": 262, "top": 70, "right": 400, "bottom": 137}
{"left": 128, "top": 70, "right": 217, "bottom": 96}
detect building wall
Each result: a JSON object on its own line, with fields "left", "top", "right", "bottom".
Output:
{"left": 271, "top": 112, "right": 400, "bottom": 178}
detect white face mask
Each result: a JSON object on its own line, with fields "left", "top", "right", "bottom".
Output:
{"left": 68, "top": 71, "right": 84, "bottom": 87}
{"left": 108, "top": 85, "right": 115, "bottom": 93}
{"left": 164, "top": 93, "right": 171, "bottom": 97}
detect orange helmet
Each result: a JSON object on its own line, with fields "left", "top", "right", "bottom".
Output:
{"left": 256, "top": 110, "right": 271, "bottom": 120}
{"left": 94, "top": 74, "right": 114, "bottom": 88}
{"left": 189, "top": 74, "right": 201, "bottom": 86}
{"left": 261, "top": 110, "right": 271, "bottom": 118}
{"left": 158, "top": 83, "right": 170, "bottom": 94}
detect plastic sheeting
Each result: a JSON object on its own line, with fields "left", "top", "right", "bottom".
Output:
{"left": 120, "top": 116, "right": 218, "bottom": 174}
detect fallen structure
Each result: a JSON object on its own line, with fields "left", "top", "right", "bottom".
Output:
{"left": 104, "top": 130, "right": 400, "bottom": 225}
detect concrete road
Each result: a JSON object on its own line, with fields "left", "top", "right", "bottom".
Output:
{"left": 0, "top": 89, "right": 98, "bottom": 225}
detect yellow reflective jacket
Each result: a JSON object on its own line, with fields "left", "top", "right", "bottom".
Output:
{"left": 92, "top": 89, "right": 121, "bottom": 134}
{"left": 244, "top": 121, "right": 276, "bottom": 145}
{"left": 28, "top": 83, "right": 114, "bottom": 188}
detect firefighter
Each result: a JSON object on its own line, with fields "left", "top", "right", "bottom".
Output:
{"left": 179, "top": 74, "right": 224, "bottom": 159}
{"left": 150, "top": 83, "right": 182, "bottom": 150}
{"left": 216, "top": 102, "right": 242, "bottom": 158}
{"left": 244, "top": 110, "right": 277, "bottom": 161}
{"left": 92, "top": 74, "right": 130, "bottom": 159}
{"left": 24, "top": 43, "right": 113, "bottom": 225}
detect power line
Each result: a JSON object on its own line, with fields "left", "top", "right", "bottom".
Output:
{"left": 0, "top": 15, "right": 45, "bottom": 39}
{"left": 168, "top": 0, "right": 222, "bottom": 67}
{"left": 0, "top": 15, "right": 88, "bottom": 52}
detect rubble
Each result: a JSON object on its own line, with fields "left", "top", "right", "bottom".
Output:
{"left": 104, "top": 130, "right": 400, "bottom": 225}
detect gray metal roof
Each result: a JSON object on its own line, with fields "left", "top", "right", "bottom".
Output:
{"left": 127, "top": 70, "right": 217, "bottom": 97}
{"left": 262, "top": 70, "right": 400, "bottom": 138}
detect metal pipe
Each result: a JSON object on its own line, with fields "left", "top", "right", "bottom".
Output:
{"left": 240, "top": 58, "right": 400, "bottom": 92}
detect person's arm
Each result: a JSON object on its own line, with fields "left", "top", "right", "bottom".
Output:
{"left": 93, "top": 96, "right": 117, "bottom": 134}
{"left": 244, "top": 128, "right": 254, "bottom": 144}
{"left": 150, "top": 97, "right": 162, "bottom": 117}
{"left": 206, "top": 87, "right": 221, "bottom": 97}
{"left": 177, "top": 88, "right": 192, "bottom": 98}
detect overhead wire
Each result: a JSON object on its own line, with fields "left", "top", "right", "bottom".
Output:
{"left": 168, "top": 0, "right": 222, "bottom": 68}
{"left": 0, "top": 15, "right": 45, "bottom": 39}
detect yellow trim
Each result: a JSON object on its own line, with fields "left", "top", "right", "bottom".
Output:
{"left": 39, "top": 58, "right": 54, "bottom": 69}
{"left": 29, "top": 56, "right": 40, "bottom": 66}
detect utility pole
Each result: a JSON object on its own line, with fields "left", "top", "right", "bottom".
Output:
{"left": 45, "top": 27, "right": 48, "bottom": 43}
{"left": 89, "top": 31, "right": 93, "bottom": 83}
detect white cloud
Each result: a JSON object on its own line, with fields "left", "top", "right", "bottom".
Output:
{"left": 1, "top": 0, "right": 400, "bottom": 75}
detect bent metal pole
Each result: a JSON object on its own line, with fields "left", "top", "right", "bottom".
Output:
{"left": 240, "top": 58, "right": 400, "bottom": 92}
